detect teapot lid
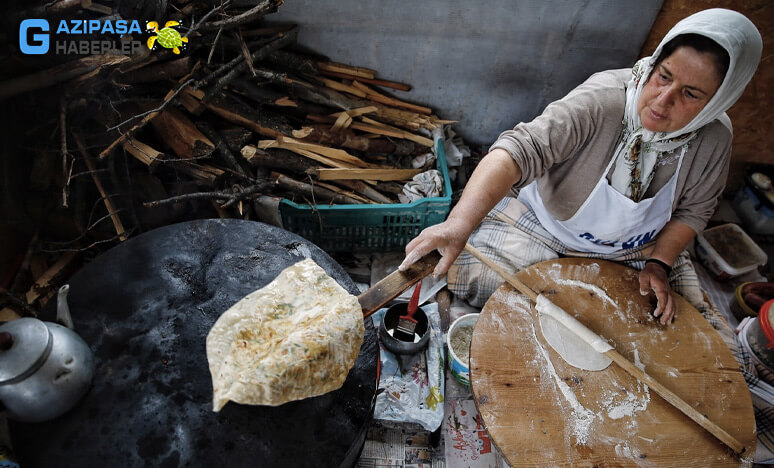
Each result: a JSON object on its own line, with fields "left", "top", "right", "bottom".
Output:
{"left": 0, "top": 318, "right": 52, "bottom": 384}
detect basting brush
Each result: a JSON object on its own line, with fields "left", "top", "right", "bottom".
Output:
{"left": 393, "top": 280, "right": 422, "bottom": 342}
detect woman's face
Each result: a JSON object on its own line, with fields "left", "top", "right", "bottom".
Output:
{"left": 637, "top": 45, "right": 724, "bottom": 133}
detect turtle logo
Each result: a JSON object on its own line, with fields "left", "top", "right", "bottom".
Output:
{"left": 146, "top": 21, "right": 188, "bottom": 54}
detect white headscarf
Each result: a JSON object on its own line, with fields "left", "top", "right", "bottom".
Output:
{"left": 610, "top": 8, "right": 762, "bottom": 200}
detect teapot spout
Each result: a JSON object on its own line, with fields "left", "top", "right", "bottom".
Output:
{"left": 57, "top": 285, "right": 73, "bottom": 329}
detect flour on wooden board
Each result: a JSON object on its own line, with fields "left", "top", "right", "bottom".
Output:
{"left": 530, "top": 324, "right": 596, "bottom": 446}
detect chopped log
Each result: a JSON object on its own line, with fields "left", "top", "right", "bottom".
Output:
{"left": 149, "top": 106, "right": 215, "bottom": 159}
{"left": 313, "top": 181, "right": 374, "bottom": 204}
{"left": 277, "top": 76, "right": 444, "bottom": 132}
{"left": 195, "top": 121, "right": 252, "bottom": 178}
{"left": 0, "top": 54, "right": 129, "bottom": 102}
{"left": 306, "top": 114, "right": 434, "bottom": 147}
{"left": 168, "top": 161, "right": 226, "bottom": 184}
{"left": 25, "top": 251, "right": 79, "bottom": 305}
{"left": 115, "top": 57, "right": 192, "bottom": 84}
{"left": 72, "top": 133, "right": 128, "bottom": 242}
{"left": 316, "top": 61, "right": 375, "bottom": 79}
{"left": 265, "top": 49, "right": 318, "bottom": 75}
{"left": 258, "top": 137, "right": 370, "bottom": 168}
{"left": 318, "top": 70, "right": 411, "bottom": 91}
{"left": 241, "top": 145, "right": 321, "bottom": 174}
{"left": 257, "top": 141, "right": 346, "bottom": 169}
{"left": 122, "top": 138, "right": 165, "bottom": 168}
{"left": 335, "top": 179, "right": 396, "bottom": 204}
{"left": 375, "top": 181, "right": 405, "bottom": 195}
{"left": 312, "top": 168, "right": 421, "bottom": 181}
{"left": 292, "top": 124, "right": 418, "bottom": 156}
{"left": 271, "top": 172, "right": 364, "bottom": 205}
{"left": 182, "top": 86, "right": 289, "bottom": 139}
{"left": 220, "top": 127, "right": 254, "bottom": 153}
{"left": 179, "top": 87, "right": 207, "bottom": 115}
{"left": 228, "top": 78, "right": 297, "bottom": 107}
{"left": 100, "top": 68, "right": 200, "bottom": 159}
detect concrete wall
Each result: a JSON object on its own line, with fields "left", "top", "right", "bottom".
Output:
{"left": 271, "top": 1, "right": 664, "bottom": 145}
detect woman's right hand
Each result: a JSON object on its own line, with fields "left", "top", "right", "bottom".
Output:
{"left": 398, "top": 217, "right": 473, "bottom": 277}
{"left": 398, "top": 148, "right": 522, "bottom": 277}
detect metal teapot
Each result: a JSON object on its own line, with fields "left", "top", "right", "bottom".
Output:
{"left": 0, "top": 285, "right": 95, "bottom": 422}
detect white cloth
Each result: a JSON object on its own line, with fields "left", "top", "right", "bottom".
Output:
{"left": 399, "top": 169, "right": 443, "bottom": 203}
{"left": 610, "top": 8, "right": 763, "bottom": 198}
{"left": 519, "top": 141, "right": 685, "bottom": 254}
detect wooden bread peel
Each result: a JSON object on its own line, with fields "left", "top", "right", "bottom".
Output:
{"left": 357, "top": 251, "right": 441, "bottom": 318}
{"left": 463, "top": 243, "right": 747, "bottom": 455}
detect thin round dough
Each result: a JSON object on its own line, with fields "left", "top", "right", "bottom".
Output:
{"left": 539, "top": 313, "right": 612, "bottom": 371}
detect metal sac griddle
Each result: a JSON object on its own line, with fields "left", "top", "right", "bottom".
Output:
{"left": 10, "top": 219, "right": 378, "bottom": 468}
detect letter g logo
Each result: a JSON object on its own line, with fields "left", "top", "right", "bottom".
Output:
{"left": 20, "top": 19, "right": 49, "bottom": 54}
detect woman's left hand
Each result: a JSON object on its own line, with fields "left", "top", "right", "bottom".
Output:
{"left": 639, "top": 262, "right": 675, "bottom": 325}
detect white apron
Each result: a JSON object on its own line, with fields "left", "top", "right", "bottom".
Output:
{"left": 518, "top": 154, "right": 684, "bottom": 254}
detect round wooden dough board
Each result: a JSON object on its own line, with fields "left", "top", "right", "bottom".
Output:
{"left": 470, "top": 258, "right": 755, "bottom": 467}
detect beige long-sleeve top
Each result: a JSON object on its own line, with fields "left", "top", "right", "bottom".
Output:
{"left": 490, "top": 68, "right": 732, "bottom": 235}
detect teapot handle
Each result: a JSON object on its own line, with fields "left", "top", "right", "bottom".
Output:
{"left": 57, "top": 284, "right": 74, "bottom": 330}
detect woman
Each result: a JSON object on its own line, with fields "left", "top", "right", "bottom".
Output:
{"left": 400, "top": 8, "right": 762, "bottom": 327}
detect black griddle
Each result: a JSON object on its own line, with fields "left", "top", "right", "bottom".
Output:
{"left": 10, "top": 219, "right": 378, "bottom": 467}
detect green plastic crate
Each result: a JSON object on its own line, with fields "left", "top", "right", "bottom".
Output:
{"left": 279, "top": 138, "right": 452, "bottom": 252}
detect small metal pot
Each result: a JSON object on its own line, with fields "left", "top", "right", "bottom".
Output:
{"left": 378, "top": 302, "right": 430, "bottom": 355}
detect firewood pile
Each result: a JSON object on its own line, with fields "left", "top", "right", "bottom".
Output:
{"left": 0, "top": 0, "right": 461, "bottom": 319}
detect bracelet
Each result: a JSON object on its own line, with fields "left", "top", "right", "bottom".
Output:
{"left": 645, "top": 258, "right": 672, "bottom": 276}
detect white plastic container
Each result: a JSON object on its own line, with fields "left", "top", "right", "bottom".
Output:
{"left": 447, "top": 313, "right": 479, "bottom": 385}
{"left": 695, "top": 223, "right": 767, "bottom": 281}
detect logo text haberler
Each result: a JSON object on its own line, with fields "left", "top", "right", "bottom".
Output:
{"left": 19, "top": 19, "right": 144, "bottom": 55}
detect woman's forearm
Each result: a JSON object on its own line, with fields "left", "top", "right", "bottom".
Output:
{"left": 649, "top": 220, "right": 697, "bottom": 266}
{"left": 446, "top": 148, "right": 522, "bottom": 236}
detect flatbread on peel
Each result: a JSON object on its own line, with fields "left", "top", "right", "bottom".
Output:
{"left": 206, "top": 258, "right": 364, "bottom": 411}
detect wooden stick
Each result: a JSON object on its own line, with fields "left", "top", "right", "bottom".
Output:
{"left": 318, "top": 70, "right": 411, "bottom": 91}
{"left": 352, "top": 81, "right": 433, "bottom": 115}
{"left": 318, "top": 77, "right": 367, "bottom": 98}
{"left": 335, "top": 179, "right": 395, "bottom": 204}
{"left": 463, "top": 243, "right": 747, "bottom": 455}
{"left": 0, "top": 54, "right": 128, "bottom": 102}
{"left": 122, "top": 138, "right": 165, "bottom": 167}
{"left": 306, "top": 114, "right": 434, "bottom": 147}
{"left": 313, "top": 168, "right": 421, "bottom": 181}
{"left": 271, "top": 172, "right": 364, "bottom": 205}
{"left": 314, "top": 181, "right": 374, "bottom": 204}
{"left": 316, "top": 61, "right": 375, "bottom": 79}
{"left": 258, "top": 138, "right": 370, "bottom": 168}
{"left": 258, "top": 143, "right": 348, "bottom": 169}
{"left": 25, "top": 251, "right": 78, "bottom": 305}
{"left": 72, "top": 133, "right": 128, "bottom": 242}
